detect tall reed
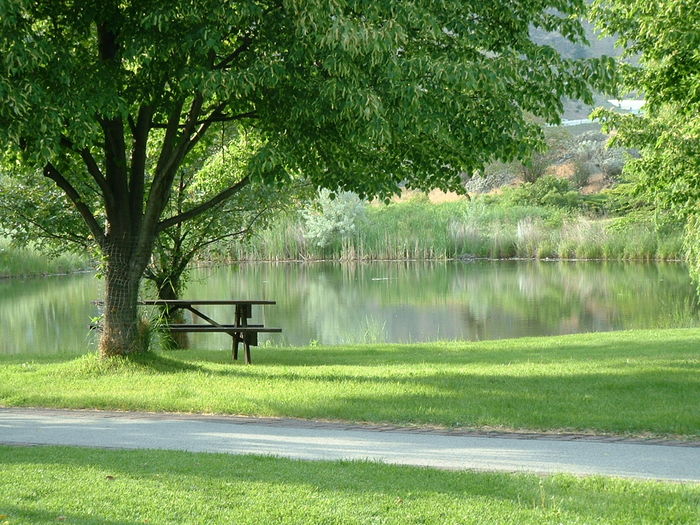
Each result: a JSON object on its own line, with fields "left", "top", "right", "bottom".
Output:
{"left": 0, "top": 238, "right": 93, "bottom": 278}
{"left": 221, "top": 199, "right": 684, "bottom": 262}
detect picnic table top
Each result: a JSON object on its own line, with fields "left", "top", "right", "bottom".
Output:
{"left": 138, "top": 299, "right": 276, "bottom": 306}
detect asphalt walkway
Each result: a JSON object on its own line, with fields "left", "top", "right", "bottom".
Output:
{"left": 1, "top": 407, "right": 699, "bottom": 482}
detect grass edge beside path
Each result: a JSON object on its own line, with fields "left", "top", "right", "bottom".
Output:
{"left": 1, "top": 328, "right": 699, "bottom": 439}
{"left": 1, "top": 445, "right": 699, "bottom": 525}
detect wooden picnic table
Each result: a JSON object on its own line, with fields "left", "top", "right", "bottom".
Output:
{"left": 139, "top": 299, "right": 281, "bottom": 364}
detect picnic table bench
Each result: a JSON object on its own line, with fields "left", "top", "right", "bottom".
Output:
{"left": 140, "top": 299, "right": 281, "bottom": 364}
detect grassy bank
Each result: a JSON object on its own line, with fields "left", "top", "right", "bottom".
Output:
{"left": 2, "top": 329, "right": 699, "bottom": 438}
{"left": 2, "top": 446, "right": 698, "bottom": 525}
{"left": 227, "top": 198, "right": 684, "bottom": 262}
{"left": 0, "top": 238, "right": 92, "bottom": 278}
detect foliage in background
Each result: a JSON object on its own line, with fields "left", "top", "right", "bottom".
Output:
{"left": 498, "top": 176, "right": 582, "bottom": 210}
{"left": 520, "top": 152, "right": 550, "bottom": 183}
{"left": 0, "top": 237, "right": 90, "bottom": 278}
{"left": 228, "top": 195, "right": 683, "bottom": 262}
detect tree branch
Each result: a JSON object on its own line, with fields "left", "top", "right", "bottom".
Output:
{"left": 129, "top": 105, "right": 154, "bottom": 231}
{"left": 154, "top": 101, "right": 185, "bottom": 179}
{"left": 154, "top": 95, "right": 204, "bottom": 182}
{"left": 181, "top": 203, "right": 272, "bottom": 267}
{"left": 138, "top": 96, "right": 204, "bottom": 269}
{"left": 58, "top": 134, "right": 117, "bottom": 216}
{"left": 77, "top": 148, "right": 110, "bottom": 197}
{"left": 213, "top": 36, "right": 254, "bottom": 70}
{"left": 191, "top": 207, "right": 268, "bottom": 254}
{"left": 149, "top": 111, "right": 257, "bottom": 128}
{"left": 157, "top": 175, "right": 250, "bottom": 232}
{"left": 99, "top": 116, "right": 130, "bottom": 228}
{"left": 0, "top": 205, "right": 90, "bottom": 248}
{"left": 43, "top": 163, "right": 106, "bottom": 248}
{"left": 181, "top": 106, "right": 260, "bottom": 159}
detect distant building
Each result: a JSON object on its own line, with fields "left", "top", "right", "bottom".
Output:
{"left": 607, "top": 99, "right": 645, "bottom": 114}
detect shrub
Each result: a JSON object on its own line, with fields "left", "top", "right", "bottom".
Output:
{"left": 572, "top": 159, "right": 595, "bottom": 188}
{"left": 519, "top": 152, "right": 549, "bottom": 183}
{"left": 465, "top": 163, "right": 516, "bottom": 193}
{"left": 302, "top": 190, "right": 366, "bottom": 248}
{"left": 502, "top": 175, "right": 582, "bottom": 209}
{"left": 600, "top": 156, "right": 625, "bottom": 181}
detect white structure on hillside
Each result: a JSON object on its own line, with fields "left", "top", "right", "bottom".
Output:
{"left": 607, "top": 99, "right": 645, "bottom": 114}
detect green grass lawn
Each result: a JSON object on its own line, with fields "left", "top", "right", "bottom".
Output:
{"left": 1, "top": 445, "right": 698, "bottom": 524}
{"left": 1, "top": 329, "right": 699, "bottom": 438}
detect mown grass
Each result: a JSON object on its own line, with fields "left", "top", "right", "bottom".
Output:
{"left": 0, "top": 238, "right": 92, "bottom": 278}
{"left": 1, "top": 445, "right": 698, "bottom": 525}
{"left": 227, "top": 199, "right": 684, "bottom": 262}
{"left": 2, "top": 329, "right": 699, "bottom": 438}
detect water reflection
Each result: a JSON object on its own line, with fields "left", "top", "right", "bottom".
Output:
{"left": 1, "top": 261, "right": 698, "bottom": 354}
{"left": 0, "top": 272, "right": 101, "bottom": 354}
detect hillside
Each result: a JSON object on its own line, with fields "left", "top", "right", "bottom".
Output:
{"left": 533, "top": 20, "right": 627, "bottom": 120}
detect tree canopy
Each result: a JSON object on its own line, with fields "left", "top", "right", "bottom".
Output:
{"left": 0, "top": 0, "right": 614, "bottom": 355}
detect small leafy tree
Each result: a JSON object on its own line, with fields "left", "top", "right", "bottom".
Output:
{"left": 144, "top": 132, "right": 306, "bottom": 305}
{"left": 0, "top": 0, "right": 615, "bottom": 356}
{"left": 572, "top": 159, "right": 594, "bottom": 188}
{"left": 144, "top": 134, "right": 309, "bottom": 347}
{"left": 592, "top": 0, "right": 700, "bottom": 281}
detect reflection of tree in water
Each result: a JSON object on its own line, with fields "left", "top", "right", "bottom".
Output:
{"left": 201, "top": 261, "right": 700, "bottom": 346}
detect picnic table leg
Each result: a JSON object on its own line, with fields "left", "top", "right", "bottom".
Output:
{"left": 238, "top": 304, "right": 252, "bottom": 364}
{"left": 231, "top": 306, "right": 243, "bottom": 361}
{"left": 231, "top": 334, "right": 239, "bottom": 361}
{"left": 244, "top": 341, "right": 252, "bottom": 364}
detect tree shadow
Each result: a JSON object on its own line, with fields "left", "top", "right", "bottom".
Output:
{"left": 187, "top": 365, "right": 699, "bottom": 435}
{"left": 3, "top": 334, "right": 698, "bottom": 435}
{"left": 1, "top": 445, "right": 696, "bottom": 524}
{"left": 124, "top": 351, "right": 209, "bottom": 374}
{"left": 0, "top": 505, "right": 137, "bottom": 525}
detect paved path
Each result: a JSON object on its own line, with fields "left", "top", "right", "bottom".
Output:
{"left": 1, "top": 408, "right": 699, "bottom": 482}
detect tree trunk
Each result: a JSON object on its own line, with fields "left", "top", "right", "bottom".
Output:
{"left": 99, "top": 242, "right": 148, "bottom": 357}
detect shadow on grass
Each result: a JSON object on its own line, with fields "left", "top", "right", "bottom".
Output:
{"left": 239, "top": 334, "right": 700, "bottom": 368}
{"left": 123, "top": 351, "right": 208, "bottom": 374}
{"left": 1, "top": 445, "right": 697, "bottom": 524}
{"left": 246, "top": 368, "right": 699, "bottom": 435}
{"left": 0, "top": 505, "right": 134, "bottom": 525}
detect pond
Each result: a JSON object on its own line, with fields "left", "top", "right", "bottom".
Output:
{"left": 2, "top": 260, "right": 699, "bottom": 355}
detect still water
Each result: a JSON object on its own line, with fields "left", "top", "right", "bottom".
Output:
{"left": 2, "top": 261, "right": 699, "bottom": 354}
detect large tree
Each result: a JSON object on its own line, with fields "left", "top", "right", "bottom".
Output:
{"left": 591, "top": 1, "right": 700, "bottom": 278}
{"left": 0, "top": 1, "right": 614, "bottom": 356}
